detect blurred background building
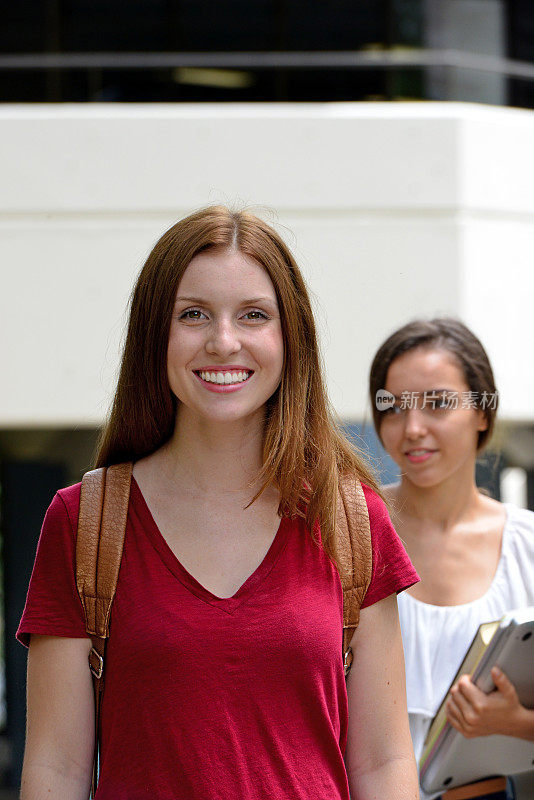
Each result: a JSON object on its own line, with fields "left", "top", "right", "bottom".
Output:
{"left": 1, "top": 0, "right": 534, "bottom": 792}
{"left": 2, "top": 0, "right": 534, "bottom": 106}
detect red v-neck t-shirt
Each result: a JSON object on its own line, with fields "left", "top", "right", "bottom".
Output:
{"left": 18, "top": 479, "right": 418, "bottom": 800}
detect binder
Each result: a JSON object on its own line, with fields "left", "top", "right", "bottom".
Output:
{"left": 419, "top": 607, "right": 534, "bottom": 795}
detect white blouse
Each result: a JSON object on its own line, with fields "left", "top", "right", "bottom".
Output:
{"left": 398, "top": 504, "right": 534, "bottom": 797}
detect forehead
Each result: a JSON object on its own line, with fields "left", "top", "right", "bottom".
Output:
{"left": 177, "top": 247, "right": 277, "bottom": 299}
{"left": 385, "top": 347, "right": 468, "bottom": 392}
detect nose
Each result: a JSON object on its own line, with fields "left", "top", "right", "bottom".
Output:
{"left": 403, "top": 408, "right": 428, "bottom": 440}
{"left": 205, "top": 317, "right": 242, "bottom": 359}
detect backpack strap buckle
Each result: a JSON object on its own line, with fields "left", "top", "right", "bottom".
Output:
{"left": 343, "top": 645, "right": 353, "bottom": 678}
{"left": 89, "top": 647, "right": 104, "bottom": 680}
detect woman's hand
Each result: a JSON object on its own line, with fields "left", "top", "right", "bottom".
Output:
{"left": 446, "top": 667, "right": 534, "bottom": 741}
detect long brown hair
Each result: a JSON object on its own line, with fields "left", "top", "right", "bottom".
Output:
{"left": 369, "top": 317, "right": 498, "bottom": 450}
{"left": 96, "top": 206, "right": 381, "bottom": 556}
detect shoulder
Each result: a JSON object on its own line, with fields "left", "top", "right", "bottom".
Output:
{"left": 17, "top": 483, "right": 88, "bottom": 647}
{"left": 360, "top": 483, "right": 395, "bottom": 531}
{"left": 54, "top": 482, "right": 82, "bottom": 530}
{"left": 338, "top": 478, "right": 395, "bottom": 547}
{"left": 504, "top": 503, "right": 534, "bottom": 551}
{"left": 506, "top": 502, "right": 534, "bottom": 530}
{"left": 359, "top": 484, "right": 419, "bottom": 608}
{"left": 360, "top": 483, "right": 404, "bottom": 554}
{"left": 34, "top": 483, "right": 83, "bottom": 550}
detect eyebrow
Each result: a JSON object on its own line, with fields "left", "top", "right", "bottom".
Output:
{"left": 174, "top": 296, "right": 277, "bottom": 305}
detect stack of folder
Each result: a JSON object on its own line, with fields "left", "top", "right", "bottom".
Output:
{"left": 419, "top": 608, "right": 534, "bottom": 795}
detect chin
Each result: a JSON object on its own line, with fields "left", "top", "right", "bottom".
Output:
{"left": 203, "top": 404, "right": 264, "bottom": 425}
{"left": 405, "top": 470, "right": 443, "bottom": 490}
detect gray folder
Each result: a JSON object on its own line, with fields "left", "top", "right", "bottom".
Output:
{"left": 420, "top": 608, "right": 534, "bottom": 795}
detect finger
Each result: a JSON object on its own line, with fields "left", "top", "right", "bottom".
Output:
{"left": 446, "top": 699, "right": 473, "bottom": 736}
{"left": 492, "top": 667, "right": 517, "bottom": 698}
{"left": 449, "top": 687, "right": 481, "bottom": 724}
{"left": 447, "top": 708, "right": 464, "bottom": 732}
{"left": 457, "top": 675, "right": 485, "bottom": 704}
{"left": 446, "top": 696, "right": 462, "bottom": 724}
{"left": 446, "top": 699, "right": 462, "bottom": 728}
{"left": 447, "top": 695, "right": 468, "bottom": 725}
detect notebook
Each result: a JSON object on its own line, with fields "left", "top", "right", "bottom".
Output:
{"left": 419, "top": 607, "right": 534, "bottom": 795}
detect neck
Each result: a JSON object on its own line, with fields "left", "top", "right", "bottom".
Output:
{"left": 157, "top": 407, "right": 266, "bottom": 494}
{"left": 395, "top": 464, "right": 483, "bottom": 529}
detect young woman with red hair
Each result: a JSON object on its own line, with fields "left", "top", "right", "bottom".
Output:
{"left": 18, "top": 207, "right": 419, "bottom": 800}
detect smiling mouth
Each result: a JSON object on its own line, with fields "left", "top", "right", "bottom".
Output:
{"left": 403, "top": 449, "right": 437, "bottom": 463}
{"left": 194, "top": 370, "right": 253, "bottom": 386}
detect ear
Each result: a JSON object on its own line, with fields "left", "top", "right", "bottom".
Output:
{"left": 476, "top": 409, "right": 488, "bottom": 432}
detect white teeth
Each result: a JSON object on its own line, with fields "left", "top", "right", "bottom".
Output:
{"left": 198, "top": 370, "right": 250, "bottom": 385}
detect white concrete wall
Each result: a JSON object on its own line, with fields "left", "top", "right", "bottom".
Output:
{"left": 0, "top": 102, "right": 533, "bottom": 426}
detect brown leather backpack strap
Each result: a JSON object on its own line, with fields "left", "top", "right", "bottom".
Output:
{"left": 332, "top": 474, "right": 372, "bottom": 677}
{"left": 76, "top": 461, "right": 132, "bottom": 797}
{"left": 441, "top": 777, "right": 506, "bottom": 799}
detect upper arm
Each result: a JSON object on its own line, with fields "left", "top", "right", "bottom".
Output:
{"left": 21, "top": 635, "right": 94, "bottom": 798}
{"left": 345, "top": 593, "right": 415, "bottom": 779}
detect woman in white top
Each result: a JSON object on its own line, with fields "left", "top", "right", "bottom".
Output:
{"left": 368, "top": 318, "right": 534, "bottom": 800}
